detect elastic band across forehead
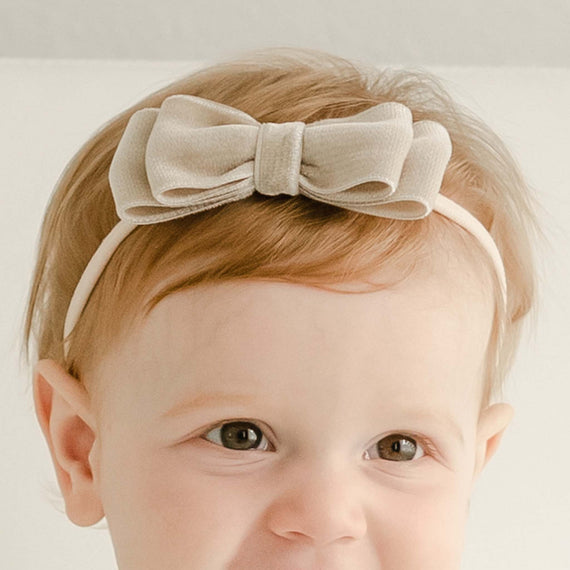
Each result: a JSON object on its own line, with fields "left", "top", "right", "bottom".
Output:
{"left": 62, "top": 94, "right": 507, "bottom": 359}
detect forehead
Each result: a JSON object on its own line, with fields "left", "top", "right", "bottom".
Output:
{"left": 93, "top": 248, "right": 494, "bottom": 428}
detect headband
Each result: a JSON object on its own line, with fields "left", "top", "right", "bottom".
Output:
{"left": 62, "top": 94, "right": 507, "bottom": 358}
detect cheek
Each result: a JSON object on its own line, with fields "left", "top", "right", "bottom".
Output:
{"left": 141, "top": 458, "right": 256, "bottom": 533}
{"left": 97, "top": 439, "right": 262, "bottom": 569}
{"left": 376, "top": 477, "right": 471, "bottom": 569}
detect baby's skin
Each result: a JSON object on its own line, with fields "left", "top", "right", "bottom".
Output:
{"left": 34, "top": 247, "right": 513, "bottom": 570}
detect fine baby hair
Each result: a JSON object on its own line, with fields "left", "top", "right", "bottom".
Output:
{"left": 23, "top": 47, "right": 538, "bottom": 410}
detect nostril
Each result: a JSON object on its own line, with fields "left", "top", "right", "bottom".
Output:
{"left": 281, "top": 529, "right": 357, "bottom": 548}
{"left": 282, "top": 530, "right": 311, "bottom": 543}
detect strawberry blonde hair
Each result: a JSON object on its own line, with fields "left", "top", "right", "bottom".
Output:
{"left": 22, "top": 46, "right": 542, "bottom": 415}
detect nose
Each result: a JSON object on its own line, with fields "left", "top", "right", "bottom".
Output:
{"left": 267, "top": 462, "right": 368, "bottom": 547}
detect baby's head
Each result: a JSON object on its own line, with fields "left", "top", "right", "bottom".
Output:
{"left": 24, "top": 47, "right": 540, "bottom": 570}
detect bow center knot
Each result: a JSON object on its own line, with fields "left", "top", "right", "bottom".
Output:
{"left": 254, "top": 121, "right": 305, "bottom": 196}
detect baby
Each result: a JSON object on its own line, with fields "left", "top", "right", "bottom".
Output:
{"left": 23, "top": 46, "right": 540, "bottom": 570}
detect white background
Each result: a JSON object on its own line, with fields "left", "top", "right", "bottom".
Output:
{"left": 1, "top": 3, "right": 569, "bottom": 568}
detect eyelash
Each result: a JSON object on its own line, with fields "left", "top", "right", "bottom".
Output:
{"left": 198, "top": 419, "right": 438, "bottom": 462}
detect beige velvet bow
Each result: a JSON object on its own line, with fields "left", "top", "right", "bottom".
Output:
{"left": 108, "top": 94, "right": 453, "bottom": 223}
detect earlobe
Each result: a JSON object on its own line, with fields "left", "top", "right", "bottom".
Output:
{"left": 33, "top": 359, "right": 104, "bottom": 526}
{"left": 472, "top": 402, "right": 515, "bottom": 486}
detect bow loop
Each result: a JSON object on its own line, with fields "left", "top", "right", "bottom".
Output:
{"left": 299, "top": 102, "right": 414, "bottom": 198}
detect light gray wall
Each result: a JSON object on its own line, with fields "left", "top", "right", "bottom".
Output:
{"left": 2, "top": 0, "right": 570, "bottom": 66}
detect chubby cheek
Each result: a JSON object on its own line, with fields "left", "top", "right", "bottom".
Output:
{"left": 376, "top": 478, "right": 470, "bottom": 569}
{"left": 99, "top": 441, "right": 262, "bottom": 570}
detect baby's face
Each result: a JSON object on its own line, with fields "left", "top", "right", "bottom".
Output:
{"left": 82, "top": 258, "right": 503, "bottom": 570}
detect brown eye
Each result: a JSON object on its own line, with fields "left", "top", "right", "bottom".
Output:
{"left": 202, "top": 421, "right": 272, "bottom": 451}
{"left": 364, "top": 433, "right": 425, "bottom": 462}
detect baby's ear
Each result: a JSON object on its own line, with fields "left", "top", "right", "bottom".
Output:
{"left": 33, "top": 359, "right": 104, "bottom": 526}
{"left": 471, "top": 402, "right": 515, "bottom": 486}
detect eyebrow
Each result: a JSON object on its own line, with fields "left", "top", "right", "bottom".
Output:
{"left": 161, "top": 391, "right": 258, "bottom": 419}
{"left": 161, "top": 393, "right": 465, "bottom": 444}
